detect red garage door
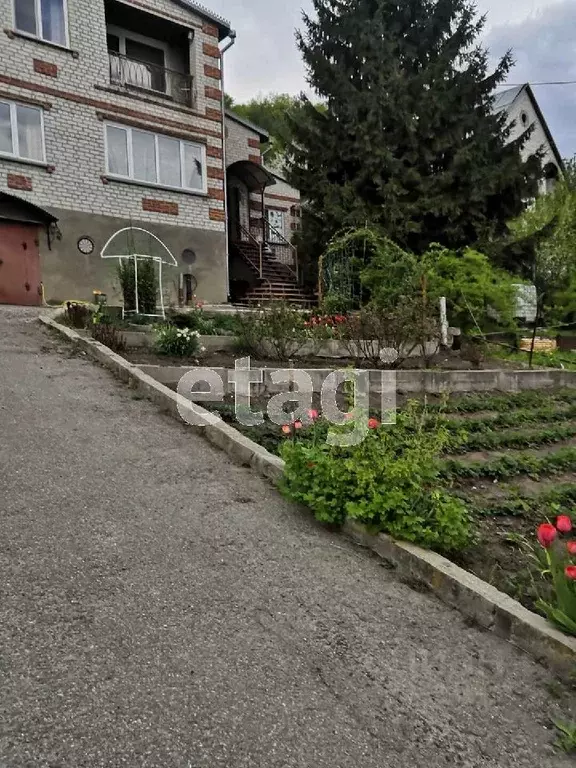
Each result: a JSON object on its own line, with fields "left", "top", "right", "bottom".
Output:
{"left": 0, "top": 222, "right": 41, "bottom": 306}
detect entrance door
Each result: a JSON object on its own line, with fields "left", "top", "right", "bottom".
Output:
{"left": 0, "top": 222, "right": 42, "bottom": 306}
{"left": 228, "top": 186, "right": 242, "bottom": 242}
{"left": 266, "top": 209, "right": 285, "bottom": 242}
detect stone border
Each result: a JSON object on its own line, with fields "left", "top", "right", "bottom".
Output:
{"left": 139, "top": 363, "right": 576, "bottom": 395}
{"left": 40, "top": 314, "right": 576, "bottom": 678}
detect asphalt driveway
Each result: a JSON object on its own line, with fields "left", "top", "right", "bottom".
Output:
{"left": 0, "top": 306, "right": 574, "bottom": 767}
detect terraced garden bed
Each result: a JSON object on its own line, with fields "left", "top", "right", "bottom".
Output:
{"left": 205, "top": 387, "right": 576, "bottom": 614}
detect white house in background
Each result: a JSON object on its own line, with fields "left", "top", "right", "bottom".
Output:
{"left": 492, "top": 83, "right": 564, "bottom": 194}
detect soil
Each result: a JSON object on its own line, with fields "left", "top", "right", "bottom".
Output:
{"left": 124, "top": 347, "right": 522, "bottom": 372}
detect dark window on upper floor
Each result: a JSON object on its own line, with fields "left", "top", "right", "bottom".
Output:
{"left": 13, "top": 0, "right": 68, "bottom": 46}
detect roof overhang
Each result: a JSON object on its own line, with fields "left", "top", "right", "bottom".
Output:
{"left": 0, "top": 192, "right": 58, "bottom": 226}
{"left": 227, "top": 160, "right": 276, "bottom": 191}
{"left": 226, "top": 109, "right": 269, "bottom": 143}
{"left": 174, "top": 0, "right": 232, "bottom": 40}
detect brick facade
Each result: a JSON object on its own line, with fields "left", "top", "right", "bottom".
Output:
{"left": 0, "top": 0, "right": 226, "bottom": 230}
{"left": 7, "top": 173, "right": 33, "bottom": 191}
{"left": 0, "top": 0, "right": 233, "bottom": 303}
{"left": 225, "top": 113, "right": 301, "bottom": 242}
{"left": 33, "top": 59, "right": 58, "bottom": 78}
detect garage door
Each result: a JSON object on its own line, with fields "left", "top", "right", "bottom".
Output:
{"left": 0, "top": 222, "right": 41, "bottom": 306}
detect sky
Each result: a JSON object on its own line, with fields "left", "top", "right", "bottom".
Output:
{"left": 205, "top": 0, "right": 576, "bottom": 159}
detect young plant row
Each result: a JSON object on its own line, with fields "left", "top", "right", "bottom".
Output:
{"left": 466, "top": 483, "right": 576, "bottom": 518}
{"left": 437, "top": 403, "right": 576, "bottom": 435}
{"left": 441, "top": 445, "right": 576, "bottom": 481}
{"left": 450, "top": 423, "right": 576, "bottom": 454}
{"left": 425, "top": 388, "right": 576, "bottom": 415}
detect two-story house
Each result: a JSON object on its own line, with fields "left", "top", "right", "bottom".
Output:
{"left": 0, "top": 0, "right": 305, "bottom": 308}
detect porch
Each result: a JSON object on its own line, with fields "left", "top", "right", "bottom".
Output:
{"left": 226, "top": 161, "right": 311, "bottom": 306}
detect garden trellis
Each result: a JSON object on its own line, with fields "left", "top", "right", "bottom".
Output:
{"left": 100, "top": 227, "right": 177, "bottom": 319}
{"left": 319, "top": 226, "right": 406, "bottom": 307}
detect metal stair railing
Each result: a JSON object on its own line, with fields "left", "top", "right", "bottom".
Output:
{"left": 263, "top": 221, "right": 300, "bottom": 283}
{"left": 236, "top": 222, "right": 265, "bottom": 278}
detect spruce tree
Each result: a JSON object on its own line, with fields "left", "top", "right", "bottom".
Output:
{"left": 287, "top": 0, "right": 541, "bottom": 258}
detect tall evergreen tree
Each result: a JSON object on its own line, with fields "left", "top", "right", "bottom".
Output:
{"left": 287, "top": 0, "right": 541, "bottom": 258}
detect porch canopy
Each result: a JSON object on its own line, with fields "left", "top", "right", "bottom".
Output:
{"left": 227, "top": 160, "right": 276, "bottom": 192}
{"left": 0, "top": 192, "right": 58, "bottom": 225}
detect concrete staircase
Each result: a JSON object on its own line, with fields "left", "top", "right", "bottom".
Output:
{"left": 232, "top": 241, "right": 315, "bottom": 307}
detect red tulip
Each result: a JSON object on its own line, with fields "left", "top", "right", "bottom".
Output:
{"left": 308, "top": 409, "right": 319, "bottom": 421}
{"left": 282, "top": 425, "right": 291, "bottom": 435}
{"left": 557, "top": 515, "right": 573, "bottom": 533}
{"left": 565, "top": 566, "right": 576, "bottom": 580}
{"left": 368, "top": 418, "right": 380, "bottom": 430}
{"left": 567, "top": 541, "right": 576, "bottom": 556}
{"left": 294, "top": 421, "right": 303, "bottom": 430}
{"left": 537, "top": 523, "right": 557, "bottom": 549}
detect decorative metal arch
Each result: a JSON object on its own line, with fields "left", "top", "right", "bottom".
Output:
{"left": 100, "top": 227, "right": 177, "bottom": 318}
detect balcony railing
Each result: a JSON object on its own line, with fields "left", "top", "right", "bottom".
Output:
{"left": 108, "top": 51, "right": 194, "bottom": 107}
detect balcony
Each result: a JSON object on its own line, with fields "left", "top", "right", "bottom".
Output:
{"left": 108, "top": 51, "right": 194, "bottom": 107}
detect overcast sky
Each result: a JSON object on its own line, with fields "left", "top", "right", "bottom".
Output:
{"left": 206, "top": 0, "right": 576, "bottom": 159}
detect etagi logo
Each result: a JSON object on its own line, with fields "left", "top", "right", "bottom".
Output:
{"left": 176, "top": 357, "right": 397, "bottom": 447}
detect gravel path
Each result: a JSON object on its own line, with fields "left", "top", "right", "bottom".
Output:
{"left": 1, "top": 306, "right": 575, "bottom": 768}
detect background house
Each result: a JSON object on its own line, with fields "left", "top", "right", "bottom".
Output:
{"left": 492, "top": 83, "right": 564, "bottom": 194}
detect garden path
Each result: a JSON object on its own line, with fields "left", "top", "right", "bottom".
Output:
{"left": 0, "top": 305, "right": 574, "bottom": 767}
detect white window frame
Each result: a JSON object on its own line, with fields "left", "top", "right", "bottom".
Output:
{"left": 107, "top": 25, "right": 169, "bottom": 62}
{"left": 266, "top": 208, "right": 286, "bottom": 242}
{"left": 104, "top": 122, "right": 208, "bottom": 195}
{"left": 13, "top": 0, "right": 70, "bottom": 48}
{"left": 0, "top": 99, "right": 46, "bottom": 163}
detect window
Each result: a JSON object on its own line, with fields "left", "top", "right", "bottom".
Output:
{"left": 0, "top": 100, "right": 45, "bottom": 162}
{"left": 104, "top": 124, "right": 206, "bottom": 193}
{"left": 14, "top": 0, "right": 68, "bottom": 46}
{"left": 266, "top": 209, "right": 285, "bottom": 242}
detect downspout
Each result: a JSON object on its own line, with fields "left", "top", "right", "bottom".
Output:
{"left": 219, "top": 30, "right": 236, "bottom": 302}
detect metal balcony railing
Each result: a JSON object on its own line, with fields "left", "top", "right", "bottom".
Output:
{"left": 108, "top": 51, "right": 194, "bottom": 107}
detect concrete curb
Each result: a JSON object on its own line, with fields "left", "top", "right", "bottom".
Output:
{"left": 41, "top": 314, "right": 576, "bottom": 678}
{"left": 343, "top": 521, "right": 576, "bottom": 677}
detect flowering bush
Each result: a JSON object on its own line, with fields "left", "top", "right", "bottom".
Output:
{"left": 303, "top": 314, "right": 349, "bottom": 340}
{"left": 153, "top": 325, "right": 203, "bottom": 357}
{"left": 280, "top": 403, "right": 471, "bottom": 553}
{"left": 534, "top": 514, "right": 576, "bottom": 635}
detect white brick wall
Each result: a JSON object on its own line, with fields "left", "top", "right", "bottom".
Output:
{"left": 0, "top": 0, "right": 226, "bottom": 229}
{"left": 264, "top": 173, "right": 301, "bottom": 240}
{"left": 225, "top": 116, "right": 259, "bottom": 166}
{"left": 503, "top": 90, "right": 560, "bottom": 173}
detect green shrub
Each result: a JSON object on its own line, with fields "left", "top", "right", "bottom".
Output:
{"left": 154, "top": 325, "right": 202, "bottom": 357}
{"left": 280, "top": 404, "right": 471, "bottom": 553}
{"left": 422, "top": 245, "right": 518, "bottom": 333}
{"left": 234, "top": 303, "right": 308, "bottom": 359}
{"left": 117, "top": 258, "right": 158, "bottom": 315}
{"left": 63, "top": 301, "right": 93, "bottom": 328}
{"left": 90, "top": 312, "right": 126, "bottom": 352}
{"left": 167, "top": 309, "right": 238, "bottom": 336}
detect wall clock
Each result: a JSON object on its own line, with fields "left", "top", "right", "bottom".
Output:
{"left": 78, "top": 236, "right": 95, "bottom": 255}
